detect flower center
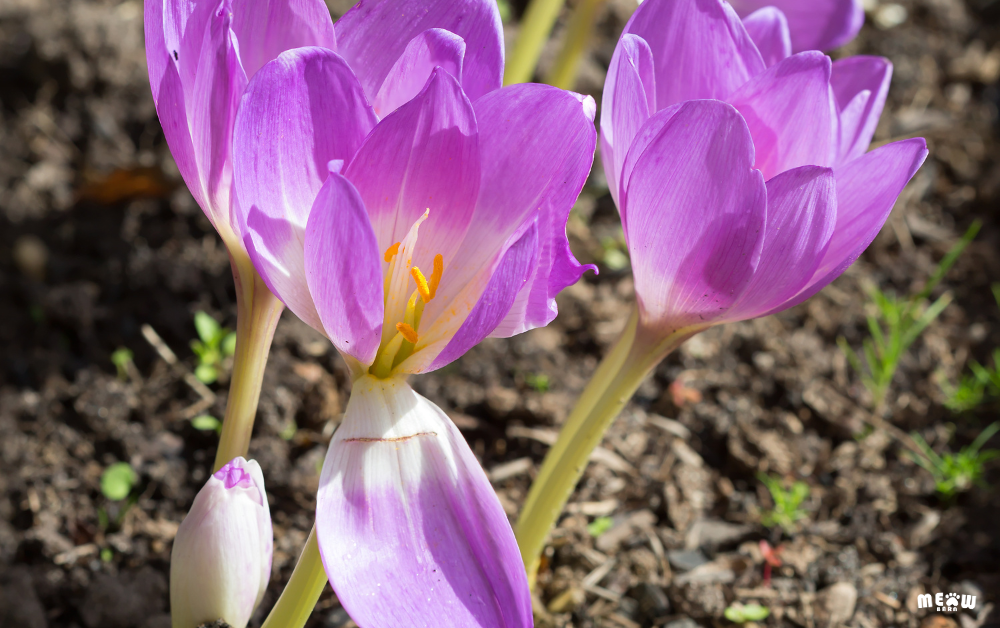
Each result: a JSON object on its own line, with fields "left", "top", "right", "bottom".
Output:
{"left": 370, "top": 210, "right": 444, "bottom": 378}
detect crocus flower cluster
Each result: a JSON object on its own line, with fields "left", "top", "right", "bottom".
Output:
{"left": 224, "top": 0, "right": 596, "bottom": 625}
{"left": 601, "top": 0, "right": 927, "bottom": 346}
{"left": 170, "top": 457, "right": 272, "bottom": 628}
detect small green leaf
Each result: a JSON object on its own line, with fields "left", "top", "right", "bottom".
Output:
{"left": 195, "top": 363, "right": 218, "bottom": 384}
{"left": 110, "top": 347, "right": 133, "bottom": 381}
{"left": 587, "top": 516, "right": 613, "bottom": 537}
{"left": 525, "top": 373, "right": 550, "bottom": 392}
{"left": 100, "top": 548, "right": 113, "bottom": 562}
{"left": 221, "top": 332, "right": 237, "bottom": 357}
{"left": 279, "top": 421, "right": 297, "bottom": 441}
{"left": 602, "top": 248, "right": 629, "bottom": 271}
{"left": 725, "top": 604, "right": 770, "bottom": 624}
{"left": 194, "top": 311, "right": 222, "bottom": 344}
{"left": 191, "top": 415, "right": 221, "bottom": 433}
{"left": 101, "top": 462, "right": 137, "bottom": 501}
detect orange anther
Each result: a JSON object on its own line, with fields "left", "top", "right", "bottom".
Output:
{"left": 429, "top": 254, "right": 443, "bottom": 299}
{"left": 396, "top": 322, "right": 418, "bottom": 344}
{"left": 411, "top": 267, "right": 432, "bottom": 303}
{"left": 383, "top": 242, "right": 401, "bottom": 263}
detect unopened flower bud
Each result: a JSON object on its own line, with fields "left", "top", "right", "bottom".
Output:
{"left": 170, "top": 457, "right": 272, "bottom": 628}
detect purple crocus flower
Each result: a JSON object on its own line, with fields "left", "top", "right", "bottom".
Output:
{"left": 728, "top": 0, "right": 865, "bottom": 52}
{"left": 230, "top": 4, "right": 597, "bottom": 624}
{"left": 600, "top": 0, "right": 927, "bottom": 342}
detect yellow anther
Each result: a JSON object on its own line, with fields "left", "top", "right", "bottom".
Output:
{"left": 383, "top": 242, "right": 401, "bottom": 263}
{"left": 429, "top": 254, "right": 443, "bottom": 299}
{"left": 411, "top": 267, "right": 432, "bottom": 303}
{"left": 395, "top": 322, "right": 419, "bottom": 344}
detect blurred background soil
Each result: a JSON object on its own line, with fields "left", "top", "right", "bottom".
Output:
{"left": 0, "top": 0, "right": 998, "bottom": 626}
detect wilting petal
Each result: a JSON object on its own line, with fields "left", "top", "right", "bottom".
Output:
{"left": 728, "top": 0, "right": 864, "bottom": 52}
{"left": 728, "top": 51, "right": 838, "bottom": 180}
{"left": 336, "top": 0, "right": 503, "bottom": 103}
{"left": 422, "top": 220, "right": 539, "bottom": 372}
{"left": 372, "top": 29, "right": 466, "bottom": 118}
{"left": 742, "top": 7, "right": 791, "bottom": 68}
{"left": 233, "top": 47, "right": 376, "bottom": 331}
{"left": 726, "top": 166, "right": 837, "bottom": 320}
{"left": 230, "top": 0, "right": 337, "bottom": 80}
{"left": 622, "top": 100, "right": 766, "bottom": 332}
{"left": 624, "top": 0, "right": 764, "bottom": 110}
{"left": 304, "top": 172, "right": 383, "bottom": 366}
{"left": 787, "top": 138, "right": 928, "bottom": 307}
{"left": 316, "top": 377, "right": 532, "bottom": 628}
{"left": 600, "top": 33, "right": 656, "bottom": 207}
{"left": 832, "top": 56, "right": 892, "bottom": 165}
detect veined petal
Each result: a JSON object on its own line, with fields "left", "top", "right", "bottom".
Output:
{"left": 422, "top": 219, "right": 539, "bottom": 372}
{"left": 622, "top": 100, "right": 766, "bottom": 333}
{"left": 344, "top": 68, "right": 480, "bottom": 341}
{"left": 233, "top": 47, "right": 376, "bottom": 332}
{"left": 372, "top": 29, "right": 466, "bottom": 118}
{"left": 832, "top": 56, "right": 892, "bottom": 165}
{"left": 600, "top": 33, "right": 656, "bottom": 207}
{"left": 785, "top": 138, "right": 928, "bottom": 308}
{"left": 230, "top": 0, "right": 337, "bottom": 80}
{"left": 725, "top": 166, "right": 837, "bottom": 321}
{"left": 316, "top": 377, "right": 532, "bottom": 628}
{"left": 304, "top": 172, "right": 384, "bottom": 366}
{"left": 146, "top": 0, "right": 246, "bottom": 238}
{"left": 728, "top": 51, "right": 838, "bottom": 180}
{"left": 742, "top": 7, "right": 791, "bottom": 68}
{"left": 335, "top": 0, "right": 503, "bottom": 104}
{"left": 624, "top": 0, "right": 764, "bottom": 110}
{"left": 728, "top": 0, "right": 864, "bottom": 52}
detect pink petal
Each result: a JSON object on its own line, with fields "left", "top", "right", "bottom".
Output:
{"left": 230, "top": 0, "right": 337, "bottom": 80}
{"left": 729, "top": 0, "right": 864, "bottom": 52}
{"left": 742, "top": 7, "right": 792, "bottom": 68}
{"left": 621, "top": 100, "right": 766, "bottom": 333}
{"left": 233, "top": 47, "right": 376, "bottom": 332}
{"left": 789, "top": 138, "right": 929, "bottom": 307}
{"left": 304, "top": 172, "right": 384, "bottom": 366}
{"left": 623, "top": 0, "right": 764, "bottom": 110}
{"left": 343, "top": 67, "right": 479, "bottom": 283}
{"left": 600, "top": 33, "right": 656, "bottom": 207}
{"left": 726, "top": 166, "right": 837, "bottom": 321}
{"left": 728, "top": 51, "right": 838, "bottom": 181}
{"left": 832, "top": 56, "right": 892, "bottom": 165}
{"left": 427, "top": 220, "right": 538, "bottom": 371}
{"left": 372, "top": 29, "right": 466, "bottom": 118}
{"left": 335, "top": 0, "right": 503, "bottom": 104}
{"left": 316, "top": 379, "right": 532, "bottom": 628}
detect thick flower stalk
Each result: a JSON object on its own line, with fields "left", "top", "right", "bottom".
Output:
{"left": 231, "top": 1, "right": 597, "bottom": 622}
{"left": 145, "top": 0, "right": 341, "bottom": 468}
{"left": 516, "top": 0, "right": 928, "bottom": 580}
{"left": 170, "top": 457, "right": 272, "bottom": 628}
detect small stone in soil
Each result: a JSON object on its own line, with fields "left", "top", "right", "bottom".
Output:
{"left": 667, "top": 549, "right": 709, "bottom": 572}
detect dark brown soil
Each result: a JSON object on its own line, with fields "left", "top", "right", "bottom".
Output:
{"left": 1, "top": 0, "right": 998, "bottom": 627}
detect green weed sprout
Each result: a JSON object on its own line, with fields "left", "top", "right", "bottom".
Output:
{"left": 725, "top": 604, "right": 771, "bottom": 624}
{"left": 940, "top": 283, "right": 1000, "bottom": 413}
{"left": 101, "top": 462, "right": 137, "bottom": 501}
{"left": 110, "top": 347, "right": 134, "bottom": 381}
{"left": 525, "top": 372, "right": 551, "bottom": 392}
{"left": 190, "top": 311, "right": 237, "bottom": 384}
{"left": 191, "top": 414, "right": 222, "bottom": 433}
{"left": 907, "top": 422, "right": 999, "bottom": 498}
{"left": 758, "top": 474, "right": 810, "bottom": 532}
{"left": 839, "top": 221, "right": 980, "bottom": 412}
{"left": 586, "top": 516, "right": 613, "bottom": 537}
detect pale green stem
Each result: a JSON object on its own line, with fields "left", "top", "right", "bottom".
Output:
{"left": 213, "top": 249, "right": 284, "bottom": 472}
{"left": 260, "top": 526, "right": 328, "bottom": 628}
{"left": 515, "top": 307, "right": 697, "bottom": 586}
{"left": 545, "top": 0, "right": 606, "bottom": 89}
{"left": 504, "top": 0, "right": 568, "bottom": 85}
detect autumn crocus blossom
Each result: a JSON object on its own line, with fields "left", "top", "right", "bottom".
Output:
{"left": 601, "top": 0, "right": 927, "bottom": 343}
{"left": 231, "top": 2, "right": 597, "bottom": 623}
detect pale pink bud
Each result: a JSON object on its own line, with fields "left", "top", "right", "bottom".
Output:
{"left": 170, "top": 457, "right": 272, "bottom": 628}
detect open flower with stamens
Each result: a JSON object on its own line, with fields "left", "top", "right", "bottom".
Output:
{"left": 232, "top": 29, "right": 596, "bottom": 625}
